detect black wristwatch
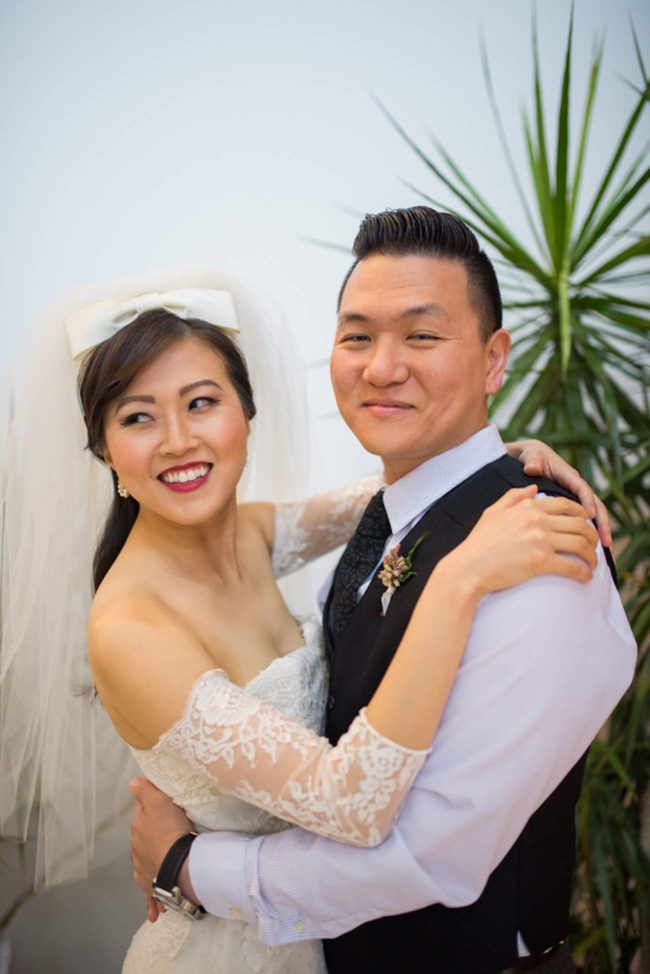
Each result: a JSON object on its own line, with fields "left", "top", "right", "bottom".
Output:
{"left": 151, "top": 832, "right": 206, "bottom": 920}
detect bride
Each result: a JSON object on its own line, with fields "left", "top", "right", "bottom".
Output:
{"left": 0, "top": 268, "right": 600, "bottom": 973}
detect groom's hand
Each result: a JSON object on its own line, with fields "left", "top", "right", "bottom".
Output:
{"left": 130, "top": 777, "right": 200, "bottom": 922}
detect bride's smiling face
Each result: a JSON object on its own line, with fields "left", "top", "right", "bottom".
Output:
{"left": 103, "top": 338, "right": 250, "bottom": 527}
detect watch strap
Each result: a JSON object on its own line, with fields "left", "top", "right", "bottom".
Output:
{"left": 155, "top": 832, "right": 198, "bottom": 892}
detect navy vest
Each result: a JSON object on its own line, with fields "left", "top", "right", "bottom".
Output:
{"left": 323, "top": 455, "right": 614, "bottom": 974}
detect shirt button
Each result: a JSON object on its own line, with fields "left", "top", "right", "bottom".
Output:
{"left": 327, "top": 694, "right": 335, "bottom": 710}
{"left": 229, "top": 907, "right": 242, "bottom": 918}
{"left": 294, "top": 920, "right": 306, "bottom": 933}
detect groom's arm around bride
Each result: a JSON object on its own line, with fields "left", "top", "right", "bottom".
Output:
{"left": 132, "top": 207, "right": 636, "bottom": 974}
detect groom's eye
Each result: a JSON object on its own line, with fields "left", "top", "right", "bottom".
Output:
{"left": 340, "top": 334, "right": 371, "bottom": 344}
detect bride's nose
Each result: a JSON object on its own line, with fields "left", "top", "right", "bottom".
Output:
{"left": 159, "top": 414, "right": 198, "bottom": 456}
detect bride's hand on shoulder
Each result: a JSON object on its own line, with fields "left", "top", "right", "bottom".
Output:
{"left": 505, "top": 438, "right": 612, "bottom": 547}
{"left": 437, "top": 485, "right": 599, "bottom": 600}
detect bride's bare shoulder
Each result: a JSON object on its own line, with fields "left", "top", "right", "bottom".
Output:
{"left": 88, "top": 579, "right": 214, "bottom": 747}
{"left": 90, "top": 588, "right": 161, "bottom": 630}
{"left": 89, "top": 567, "right": 168, "bottom": 632}
{"left": 88, "top": 556, "right": 210, "bottom": 665}
{"left": 88, "top": 583, "right": 176, "bottom": 674}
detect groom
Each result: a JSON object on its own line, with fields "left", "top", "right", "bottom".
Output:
{"left": 130, "top": 207, "right": 635, "bottom": 973}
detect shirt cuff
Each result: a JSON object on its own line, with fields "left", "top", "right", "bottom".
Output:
{"left": 188, "top": 830, "right": 256, "bottom": 924}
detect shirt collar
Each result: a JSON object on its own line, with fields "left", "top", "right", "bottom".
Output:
{"left": 382, "top": 424, "right": 507, "bottom": 535}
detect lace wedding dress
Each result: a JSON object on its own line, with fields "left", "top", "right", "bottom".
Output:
{"left": 121, "top": 481, "right": 427, "bottom": 974}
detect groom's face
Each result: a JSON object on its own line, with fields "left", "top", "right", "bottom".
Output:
{"left": 330, "top": 253, "right": 509, "bottom": 483}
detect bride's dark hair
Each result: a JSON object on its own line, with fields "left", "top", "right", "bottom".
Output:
{"left": 78, "top": 308, "right": 256, "bottom": 590}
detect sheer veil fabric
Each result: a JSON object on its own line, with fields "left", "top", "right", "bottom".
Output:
{"left": 0, "top": 266, "right": 310, "bottom": 888}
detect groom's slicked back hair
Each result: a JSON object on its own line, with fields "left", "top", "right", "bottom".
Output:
{"left": 338, "top": 206, "right": 502, "bottom": 340}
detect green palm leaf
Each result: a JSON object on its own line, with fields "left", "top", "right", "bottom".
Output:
{"left": 568, "top": 35, "right": 604, "bottom": 231}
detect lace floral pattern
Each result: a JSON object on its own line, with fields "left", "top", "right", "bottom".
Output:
{"left": 122, "top": 909, "right": 192, "bottom": 973}
{"left": 272, "top": 477, "right": 380, "bottom": 577}
{"left": 131, "top": 631, "right": 327, "bottom": 837}
{"left": 122, "top": 904, "right": 326, "bottom": 974}
{"left": 153, "top": 667, "right": 427, "bottom": 847}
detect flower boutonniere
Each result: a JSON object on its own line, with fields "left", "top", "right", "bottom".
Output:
{"left": 378, "top": 533, "right": 430, "bottom": 617}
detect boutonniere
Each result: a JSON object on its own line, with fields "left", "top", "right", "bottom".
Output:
{"left": 378, "top": 533, "right": 429, "bottom": 617}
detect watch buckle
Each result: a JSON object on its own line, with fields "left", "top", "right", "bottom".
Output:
{"left": 151, "top": 883, "right": 205, "bottom": 920}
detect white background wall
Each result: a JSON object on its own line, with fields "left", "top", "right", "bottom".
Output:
{"left": 1, "top": 1, "right": 648, "bottom": 970}
{"left": 2, "top": 0, "right": 648, "bottom": 488}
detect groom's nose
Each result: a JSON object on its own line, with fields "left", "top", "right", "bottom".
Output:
{"left": 362, "top": 335, "right": 409, "bottom": 386}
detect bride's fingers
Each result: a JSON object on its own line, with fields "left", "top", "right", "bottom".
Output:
{"left": 543, "top": 552, "right": 594, "bottom": 583}
{"left": 532, "top": 513, "right": 598, "bottom": 567}
{"left": 543, "top": 513, "right": 598, "bottom": 541}
{"left": 545, "top": 531, "right": 599, "bottom": 569}
{"left": 593, "top": 494, "right": 613, "bottom": 548}
{"left": 533, "top": 495, "right": 590, "bottom": 519}
{"left": 490, "top": 485, "right": 538, "bottom": 510}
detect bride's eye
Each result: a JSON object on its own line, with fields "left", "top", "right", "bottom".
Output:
{"left": 189, "top": 396, "right": 219, "bottom": 410}
{"left": 120, "top": 412, "right": 151, "bottom": 426}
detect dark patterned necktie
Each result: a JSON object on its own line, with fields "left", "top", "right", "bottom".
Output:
{"left": 330, "top": 489, "right": 392, "bottom": 642}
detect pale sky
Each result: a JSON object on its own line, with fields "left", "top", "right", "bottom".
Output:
{"left": 2, "top": 0, "right": 648, "bottom": 485}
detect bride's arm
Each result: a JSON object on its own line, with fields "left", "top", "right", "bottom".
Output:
{"left": 91, "top": 489, "right": 597, "bottom": 847}
{"left": 242, "top": 440, "right": 609, "bottom": 578}
{"left": 366, "top": 486, "right": 597, "bottom": 746}
{"left": 90, "top": 604, "right": 424, "bottom": 848}
{"left": 241, "top": 476, "right": 380, "bottom": 578}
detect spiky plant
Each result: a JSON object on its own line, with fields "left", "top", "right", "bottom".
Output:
{"left": 381, "top": 14, "right": 649, "bottom": 972}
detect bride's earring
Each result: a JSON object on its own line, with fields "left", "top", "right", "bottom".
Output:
{"left": 117, "top": 479, "right": 130, "bottom": 499}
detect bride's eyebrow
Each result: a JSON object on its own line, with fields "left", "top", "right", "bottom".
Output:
{"left": 179, "top": 379, "right": 223, "bottom": 396}
{"left": 114, "top": 380, "right": 224, "bottom": 414}
{"left": 113, "top": 393, "right": 155, "bottom": 414}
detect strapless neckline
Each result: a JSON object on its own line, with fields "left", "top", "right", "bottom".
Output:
{"left": 131, "top": 617, "right": 322, "bottom": 758}
{"left": 244, "top": 618, "right": 320, "bottom": 691}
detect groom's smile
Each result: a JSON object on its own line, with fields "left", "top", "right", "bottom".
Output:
{"left": 362, "top": 397, "right": 414, "bottom": 417}
{"left": 330, "top": 252, "right": 510, "bottom": 483}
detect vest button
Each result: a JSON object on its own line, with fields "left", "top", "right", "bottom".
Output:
{"left": 327, "top": 694, "right": 335, "bottom": 710}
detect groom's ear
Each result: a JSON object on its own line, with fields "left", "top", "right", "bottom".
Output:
{"left": 484, "top": 328, "right": 511, "bottom": 397}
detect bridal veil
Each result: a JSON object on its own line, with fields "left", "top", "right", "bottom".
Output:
{"left": 0, "top": 266, "right": 310, "bottom": 888}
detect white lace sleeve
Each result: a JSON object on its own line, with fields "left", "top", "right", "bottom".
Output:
{"left": 272, "top": 476, "right": 381, "bottom": 577}
{"left": 155, "top": 670, "right": 427, "bottom": 847}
